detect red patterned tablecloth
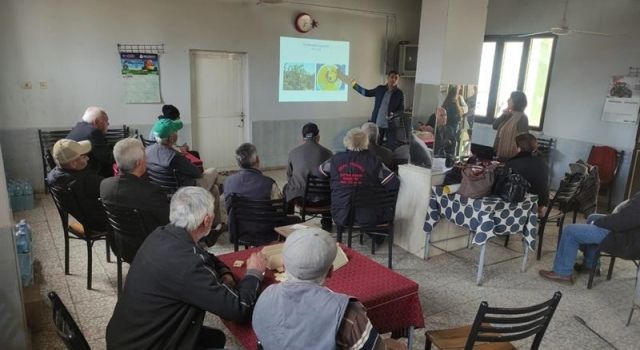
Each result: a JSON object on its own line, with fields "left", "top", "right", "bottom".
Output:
{"left": 217, "top": 245, "right": 425, "bottom": 350}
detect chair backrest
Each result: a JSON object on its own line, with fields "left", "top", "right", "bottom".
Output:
{"left": 47, "top": 181, "right": 90, "bottom": 230}
{"left": 228, "top": 195, "right": 286, "bottom": 249}
{"left": 101, "top": 201, "right": 150, "bottom": 263}
{"left": 346, "top": 187, "right": 399, "bottom": 227}
{"left": 465, "top": 291, "right": 562, "bottom": 350}
{"left": 47, "top": 291, "right": 91, "bottom": 350}
{"left": 545, "top": 177, "right": 582, "bottom": 217}
{"left": 302, "top": 174, "right": 331, "bottom": 204}
{"left": 146, "top": 168, "right": 181, "bottom": 195}
{"left": 139, "top": 134, "right": 157, "bottom": 147}
{"left": 588, "top": 145, "right": 623, "bottom": 185}
{"left": 536, "top": 137, "right": 555, "bottom": 156}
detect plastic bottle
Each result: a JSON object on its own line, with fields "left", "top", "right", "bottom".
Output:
{"left": 7, "top": 180, "right": 16, "bottom": 211}
{"left": 22, "top": 180, "right": 34, "bottom": 210}
{"left": 17, "top": 220, "right": 33, "bottom": 248}
{"left": 13, "top": 180, "right": 24, "bottom": 211}
{"left": 15, "top": 226, "right": 33, "bottom": 286}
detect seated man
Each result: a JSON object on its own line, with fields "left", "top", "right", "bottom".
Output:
{"left": 253, "top": 228, "right": 406, "bottom": 350}
{"left": 539, "top": 191, "right": 640, "bottom": 285}
{"left": 100, "top": 138, "right": 170, "bottom": 257}
{"left": 47, "top": 139, "right": 108, "bottom": 232}
{"left": 66, "top": 106, "right": 113, "bottom": 178}
{"left": 506, "top": 133, "right": 549, "bottom": 214}
{"left": 146, "top": 118, "right": 223, "bottom": 232}
{"left": 106, "top": 187, "right": 267, "bottom": 350}
{"left": 284, "top": 123, "right": 333, "bottom": 229}
{"left": 148, "top": 104, "right": 199, "bottom": 158}
{"left": 361, "top": 122, "right": 397, "bottom": 172}
{"left": 319, "top": 129, "right": 399, "bottom": 243}
{"left": 224, "top": 143, "right": 300, "bottom": 244}
{"left": 422, "top": 107, "right": 456, "bottom": 159}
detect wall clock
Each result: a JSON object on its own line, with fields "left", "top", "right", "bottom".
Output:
{"left": 295, "top": 13, "right": 318, "bottom": 33}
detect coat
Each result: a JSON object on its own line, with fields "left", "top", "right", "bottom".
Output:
{"left": 595, "top": 191, "right": 640, "bottom": 260}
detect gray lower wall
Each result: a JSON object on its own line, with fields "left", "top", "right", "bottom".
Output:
{"left": 472, "top": 124, "right": 632, "bottom": 207}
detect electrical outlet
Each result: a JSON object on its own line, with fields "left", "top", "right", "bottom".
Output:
{"left": 39, "top": 81, "right": 48, "bottom": 89}
{"left": 22, "top": 81, "right": 32, "bottom": 89}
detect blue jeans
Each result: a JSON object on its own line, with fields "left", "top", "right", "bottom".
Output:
{"left": 552, "top": 214, "right": 610, "bottom": 276}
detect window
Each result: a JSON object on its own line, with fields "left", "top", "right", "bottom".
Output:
{"left": 474, "top": 35, "right": 556, "bottom": 130}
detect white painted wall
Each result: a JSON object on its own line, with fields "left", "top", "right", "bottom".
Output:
{"left": 0, "top": 0, "right": 421, "bottom": 130}
{"left": 483, "top": 0, "right": 640, "bottom": 148}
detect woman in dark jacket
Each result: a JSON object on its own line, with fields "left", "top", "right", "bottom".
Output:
{"left": 506, "top": 133, "right": 549, "bottom": 214}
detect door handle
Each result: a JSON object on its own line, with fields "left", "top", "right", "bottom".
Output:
{"left": 238, "top": 112, "right": 246, "bottom": 128}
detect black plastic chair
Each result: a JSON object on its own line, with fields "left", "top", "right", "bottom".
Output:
{"left": 228, "top": 195, "right": 287, "bottom": 252}
{"left": 101, "top": 201, "right": 151, "bottom": 296}
{"left": 425, "top": 292, "right": 562, "bottom": 350}
{"left": 299, "top": 174, "right": 331, "bottom": 221}
{"left": 47, "top": 182, "right": 111, "bottom": 290}
{"left": 147, "top": 167, "right": 182, "bottom": 196}
{"left": 139, "top": 134, "right": 156, "bottom": 147}
{"left": 536, "top": 178, "right": 582, "bottom": 260}
{"left": 48, "top": 291, "right": 91, "bottom": 350}
{"left": 341, "top": 187, "right": 398, "bottom": 269}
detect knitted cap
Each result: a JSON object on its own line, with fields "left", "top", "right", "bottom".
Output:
{"left": 283, "top": 228, "right": 336, "bottom": 281}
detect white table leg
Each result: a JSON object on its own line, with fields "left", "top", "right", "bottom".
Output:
{"left": 521, "top": 239, "right": 529, "bottom": 272}
{"left": 424, "top": 231, "right": 431, "bottom": 260}
{"left": 407, "top": 326, "right": 414, "bottom": 349}
{"left": 476, "top": 243, "right": 487, "bottom": 285}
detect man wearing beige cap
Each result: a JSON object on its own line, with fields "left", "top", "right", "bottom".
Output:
{"left": 46, "top": 139, "right": 108, "bottom": 231}
{"left": 252, "top": 228, "right": 405, "bottom": 350}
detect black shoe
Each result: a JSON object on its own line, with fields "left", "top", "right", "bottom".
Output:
{"left": 574, "top": 263, "right": 601, "bottom": 276}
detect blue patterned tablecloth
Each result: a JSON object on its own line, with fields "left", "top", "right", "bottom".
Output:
{"left": 424, "top": 186, "right": 538, "bottom": 250}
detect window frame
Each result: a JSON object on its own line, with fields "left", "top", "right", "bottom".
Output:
{"left": 473, "top": 34, "right": 558, "bottom": 131}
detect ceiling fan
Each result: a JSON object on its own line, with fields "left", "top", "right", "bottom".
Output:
{"left": 520, "top": 0, "right": 612, "bottom": 37}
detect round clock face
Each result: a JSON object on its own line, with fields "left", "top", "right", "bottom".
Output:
{"left": 295, "top": 13, "right": 313, "bottom": 33}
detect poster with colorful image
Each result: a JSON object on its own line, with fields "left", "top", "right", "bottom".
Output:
{"left": 120, "top": 53, "right": 161, "bottom": 103}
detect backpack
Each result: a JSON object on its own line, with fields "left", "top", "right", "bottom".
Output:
{"left": 493, "top": 167, "right": 531, "bottom": 203}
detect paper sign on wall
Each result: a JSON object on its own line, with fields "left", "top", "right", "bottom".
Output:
{"left": 602, "top": 75, "right": 640, "bottom": 124}
{"left": 120, "top": 53, "right": 161, "bottom": 103}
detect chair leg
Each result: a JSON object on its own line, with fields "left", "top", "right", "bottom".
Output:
{"left": 371, "top": 233, "right": 376, "bottom": 255}
{"left": 64, "top": 235, "right": 70, "bottom": 275}
{"left": 86, "top": 241, "right": 93, "bottom": 290}
{"left": 537, "top": 222, "right": 546, "bottom": 260}
{"left": 388, "top": 233, "right": 393, "bottom": 269}
{"left": 360, "top": 231, "right": 364, "bottom": 245}
{"left": 106, "top": 239, "right": 111, "bottom": 263}
{"left": 117, "top": 257, "right": 123, "bottom": 297}
{"left": 607, "top": 257, "right": 616, "bottom": 280}
{"left": 347, "top": 226, "right": 353, "bottom": 248}
{"left": 572, "top": 210, "right": 578, "bottom": 224}
{"left": 425, "top": 337, "right": 432, "bottom": 350}
{"left": 557, "top": 215, "right": 566, "bottom": 249}
{"left": 587, "top": 256, "right": 598, "bottom": 289}
{"left": 628, "top": 307, "right": 636, "bottom": 327}
{"left": 504, "top": 235, "right": 510, "bottom": 247}
{"left": 607, "top": 188, "right": 613, "bottom": 213}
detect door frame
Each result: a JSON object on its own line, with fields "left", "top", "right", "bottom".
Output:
{"left": 189, "top": 50, "right": 252, "bottom": 151}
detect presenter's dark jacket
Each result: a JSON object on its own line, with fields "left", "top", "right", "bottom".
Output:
{"left": 319, "top": 150, "right": 399, "bottom": 227}
{"left": 106, "top": 224, "right": 263, "bottom": 350}
{"left": 100, "top": 173, "right": 170, "bottom": 261}
{"left": 67, "top": 121, "right": 114, "bottom": 178}
{"left": 353, "top": 83, "right": 404, "bottom": 126}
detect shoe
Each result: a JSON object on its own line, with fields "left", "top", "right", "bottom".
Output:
{"left": 539, "top": 270, "right": 574, "bottom": 285}
{"left": 574, "top": 263, "right": 601, "bottom": 276}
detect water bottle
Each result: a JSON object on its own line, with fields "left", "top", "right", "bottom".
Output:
{"left": 17, "top": 219, "right": 33, "bottom": 248}
{"left": 7, "top": 180, "right": 16, "bottom": 211}
{"left": 22, "top": 181, "right": 34, "bottom": 210}
{"left": 13, "top": 180, "right": 24, "bottom": 212}
{"left": 15, "top": 226, "right": 33, "bottom": 286}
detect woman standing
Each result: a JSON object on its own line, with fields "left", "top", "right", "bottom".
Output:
{"left": 493, "top": 91, "right": 529, "bottom": 160}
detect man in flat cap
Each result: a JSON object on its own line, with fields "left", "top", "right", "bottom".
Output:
{"left": 252, "top": 228, "right": 405, "bottom": 350}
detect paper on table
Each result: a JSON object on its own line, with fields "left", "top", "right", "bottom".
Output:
{"left": 261, "top": 243, "right": 349, "bottom": 272}
{"left": 290, "top": 224, "right": 310, "bottom": 230}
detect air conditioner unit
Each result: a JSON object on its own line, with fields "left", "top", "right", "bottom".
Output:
{"left": 398, "top": 44, "right": 418, "bottom": 77}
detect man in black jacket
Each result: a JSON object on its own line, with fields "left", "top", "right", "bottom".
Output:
{"left": 106, "top": 186, "right": 267, "bottom": 350}
{"left": 349, "top": 71, "right": 404, "bottom": 150}
{"left": 100, "top": 138, "right": 170, "bottom": 260}
{"left": 67, "top": 106, "right": 113, "bottom": 177}
{"left": 46, "top": 139, "right": 108, "bottom": 232}
{"left": 539, "top": 191, "right": 640, "bottom": 285}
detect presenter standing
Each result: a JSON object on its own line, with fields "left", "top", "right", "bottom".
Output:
{"left": 342, "top": 70, "right": 405, "bottom": 150}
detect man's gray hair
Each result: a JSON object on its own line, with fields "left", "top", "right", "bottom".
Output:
{"left": 82, "top": 106, "right": 106, "bottom": 123}
{"left": 235, "top": 143, "right": 258, "bottom": 168}
{"left": 113, "top": 138, "right": 144, "bottom": 173}
{"left": 169, "top": 187, "right": 215, "bottom": 231}
{"left": 343, "top": 128, "right": 369, "bottom": 151}
{"left": 360, "top": 122, "right": 379, "bottom": 144}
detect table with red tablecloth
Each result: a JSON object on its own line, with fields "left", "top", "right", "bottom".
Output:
{"left": 217, "top": 245, "right": 425, "bottom": 350}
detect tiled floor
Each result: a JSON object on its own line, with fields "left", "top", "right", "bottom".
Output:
{"left": 21, "top": 170, "right": 640, "bottom": 349}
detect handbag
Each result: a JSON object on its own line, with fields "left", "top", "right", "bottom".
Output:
{"left": 458, "top": 164, "right": 496, "bottom": 199}
{"left": 493, "top": 166, "right": 531, "bottom": 203}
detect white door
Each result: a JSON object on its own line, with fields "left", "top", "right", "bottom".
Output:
{"left": 191, "top": 51, "right": 247, "bottom": 170}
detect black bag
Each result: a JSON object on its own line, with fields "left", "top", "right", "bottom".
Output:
{"left": 443, "top": 165, "right": 463, "bottom": 185}
{"left": 493, "top": 167, "right": 531, "bottom": 203}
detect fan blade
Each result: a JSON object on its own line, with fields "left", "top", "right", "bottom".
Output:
{"left": 570, "top": 29, "right": 612, "bottom": 37}
{"left": 517, "top": 31, "right": 553, "bottom": 38}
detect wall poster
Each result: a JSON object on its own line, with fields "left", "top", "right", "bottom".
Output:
{"left": 120, "top": 53, "right": 161, "bottom": 103}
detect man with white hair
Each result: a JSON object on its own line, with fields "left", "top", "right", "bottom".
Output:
{"left": 361, "top": 122, "right": 396, "bottom": 172}
{"left": 106, "top": 187, "right": 267, "bottom": 350}
{"left": 319, "top": 128, "right": 399, "bottom": 243}
{"left": 100, "top": 138, "right": 170, "bottom": 246}
{"left": 253, "top": 228, "right": 406, "bottom": 350}
{"left": 67, "top": 106, "right": 113, "bottom": 177}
